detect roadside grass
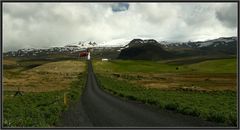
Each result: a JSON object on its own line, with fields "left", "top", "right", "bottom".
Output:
{"left": 103, "top": 72, "right": 236, "bottom": 91}
{"left": 3, "top": 59, "right": 87, "bottom": 127}
{"left": 96, "top": 75, "right": 237, "bottom": 126}
{"left": 3, "top": 91, "right": 65, "bottom": 127}
{"left": 93, "top": 58, "right": 237, "bottom": 126}
{"left": 93, "top": 58, "right": 236, "bottom": 91}
{"left": 67, "top": 71, "right": 87, "bottom": 103}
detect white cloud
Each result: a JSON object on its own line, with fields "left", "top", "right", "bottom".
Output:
{"left": 3, "top": 2, "right": 238, "bottom": 51}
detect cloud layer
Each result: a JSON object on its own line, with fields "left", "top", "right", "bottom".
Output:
{"left": 3, "top": 2, "right": 238, "bottom": 51}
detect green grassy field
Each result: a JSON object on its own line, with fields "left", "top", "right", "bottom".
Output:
{"left": 3, "top": 91, "right": 65, "bottom": 127}
{"left": 93, "top": 58, "right": 237, "bottom": 126}
{"left": 187, "top": 59, "right": 236, "bottom": 73}
{"left": 3, "top": 58, "right": 87, "bottom": 127}
{"left": 94, "top": 58, "right": 236, "bottom": 74}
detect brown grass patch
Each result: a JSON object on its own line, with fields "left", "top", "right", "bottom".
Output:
{"left": 107, "top": 72, "right": 236, "bottom": 91}
{"left": 3, "top": 60, "right": 86, "bottom": 92}
{"left": 3, "top": 59, "right": 17, "bottom": 65}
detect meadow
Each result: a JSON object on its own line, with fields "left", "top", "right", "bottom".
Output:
{"left": 3, "top": 58, "right": 87, "bottom": 127}
{"left": 93, "top": 58, "right": 237, "bottom": 126}
{"left": 94, "top": 58, "right": 236, "bottom": 73}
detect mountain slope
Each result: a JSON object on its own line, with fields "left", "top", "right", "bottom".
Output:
{"left": 162, "top": 37, "right": 237, "bottom": 55}
{"left": 118, "top": 39, "right": 174, "bottom": 60}
{"left": 3, "top": 37, "right": 237, "bottom": 60}
{"left": 118, "top": 37, "right": 237, "bottom": 60}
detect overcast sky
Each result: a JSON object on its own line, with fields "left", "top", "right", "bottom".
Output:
{"left": 3, "top": 2, "right": 238, "bottom": 52}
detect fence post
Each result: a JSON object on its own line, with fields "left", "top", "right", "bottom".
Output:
{"left": 64, "top": 92, "right": 68, "bottom": 106}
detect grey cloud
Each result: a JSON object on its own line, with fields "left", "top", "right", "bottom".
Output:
{"left": 132, "top": 3, "right": 179, "bottom": 24}
{"left": 3, "top": 3, "right": 238, "bottom": 52}
{"left": 180, "top": 4, "right": 214, "bottom": 26}
{"left": 215, "top": 4, "right": 237, "bottom": 28}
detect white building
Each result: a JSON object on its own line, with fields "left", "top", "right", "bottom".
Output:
{"left": 87, "top": 52, "right": 91, "bottom": 60}
{"left": 102, "top": 58, "right": 108, "bottom": 61}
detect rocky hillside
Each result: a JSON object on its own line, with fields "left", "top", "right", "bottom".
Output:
{"left": 118, "top": 39, "right": 174, "bottom": 60}
{"left": 118, "top": 37, "right": 237, "bottom": 60}
{"left": 162, "top": 37, "right": 237, "bottom": 54}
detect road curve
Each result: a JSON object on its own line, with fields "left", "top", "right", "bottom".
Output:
{"left": 58, "top": 60, "right": 224, "bottom": 127}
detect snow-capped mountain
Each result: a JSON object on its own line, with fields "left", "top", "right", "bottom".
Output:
{"left": 3, "top": 37, "right": 237, "bottom": 57}
{"left": 3, "top": 39, "right": 128, "bottom": 57}
{"left": 118, "top": 36, "right": 237, "bottom": 60}
{"left": 63, "top": 41, "right": 98, "bottom": 48}
{"left": 161, "top": 37, "right": 237, "bottom": 49}
{"left": 77, "top": 41, "right": 97, "bottom": 48}
{"left": 100, "top": 38, "right": 131, "bottom": 47}
{"left": 64, "top": 39, "right": 130, "bottom": 48}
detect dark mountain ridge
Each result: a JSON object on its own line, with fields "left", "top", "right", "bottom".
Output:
{"left": 118, "top": 37, "right": 237, "bottom": 60}
{"left": 3, "top": 37, "right": 237, "bottom": 60}
{"left": 118, "top": 39, "right": 174, "bottom": 60}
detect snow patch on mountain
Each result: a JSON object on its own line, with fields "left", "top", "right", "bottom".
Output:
{"left": 161, "top": 37, "right": 237, "bottom": 48}
{"left": 3, "top": 36, "right": 237, "bottom": 57}
{"left": 100, "top": 38, "right": 131, "bottom": 47}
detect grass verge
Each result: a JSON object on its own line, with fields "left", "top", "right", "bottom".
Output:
{"left": 3, "top": 59, "right": 87, "bottom": 127}
{"left": 96, "top": 74, "right": 237, "bottom": 126}
{"left": 3, "top": 71, "right": 87, "bottom": 127}
{"left": 3, "top": 91, "right": 65, "bottom": 127}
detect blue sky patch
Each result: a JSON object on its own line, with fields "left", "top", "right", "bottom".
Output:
{"left": 111, "top": 3, "right": 129, "bottom": 12}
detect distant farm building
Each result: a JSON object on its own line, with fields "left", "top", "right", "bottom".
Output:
{"left": 79, "top": 51, "right": 88, "bottom": 57}
{"left": 102, "top": 58, "right": 108, "bottom": 61}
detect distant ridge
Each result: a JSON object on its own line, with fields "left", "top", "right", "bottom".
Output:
{"left": 118, "top": 39, "right": 174, "bottom": 60}
{"left": 118, "top": 37, "right": 237, "bottom": 60}
{"left": 3, "top": 36, "right": 237, "bottom": 59}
